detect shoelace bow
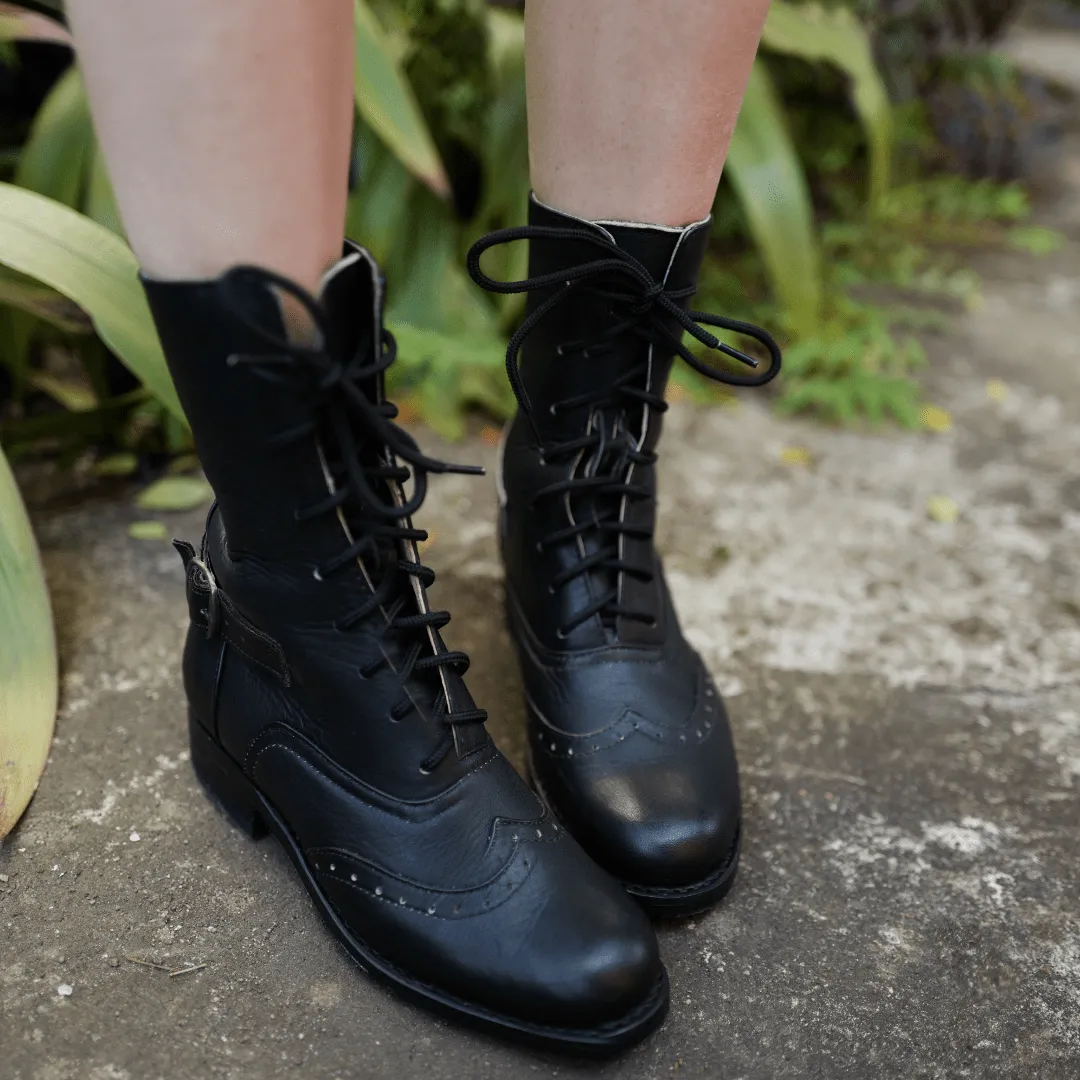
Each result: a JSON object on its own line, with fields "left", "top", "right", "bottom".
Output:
{"left": 219, "top": 266, "right": 488, "bottom": 771}
{"left": 468, "top": 224, "right": 782, "bottom": 636}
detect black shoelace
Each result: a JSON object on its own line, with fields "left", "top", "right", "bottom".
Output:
{"left": 220, "top": 266, "right": 488, "bottom": 771}
{"left": 468, "top": 224, "right": 782, "bottom": 636}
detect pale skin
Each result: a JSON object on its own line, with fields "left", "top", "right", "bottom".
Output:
{"left": 67, "top": 0, "right": 773, "bottom": 289}
{"left": 526, "top": 0, "right": 772, "bottom": 227}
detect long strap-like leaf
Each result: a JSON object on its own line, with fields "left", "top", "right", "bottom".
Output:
{"left": 0, "top": 445, "right": 57, "bottom": 838}
{"left": 0, "top": 182, "right": 184, "bottom": 423}
{"left": 727, "top": 63, "right": 823, "bottom": 338}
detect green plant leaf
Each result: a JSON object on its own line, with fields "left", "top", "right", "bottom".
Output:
{"left": 85, "top": 144, "right": 125, "bottom": 237}
{"left": 26, "top": 369, "right": 96, "bottom": 412}
{"left": 353, "top": 0, "right": 450, "bottom": 198}
{"left": 762, "top": 0, "right": 893, "bottom": 210}
{"left": 93, "top": 451, "right": 138, "bottom": 477}
{"left": 727, "top": 62, "right": 823, "bottom": 337}
{"left": 0, "top": 183, "right": 185, "bottom": 424}
{"left": 15, "top": 66, "right": 93, "bottom": 209}
{"left": 0, "top": 445, "right": 58, "bottom": 837}
{"left": 128, "top": 520, "right": 169, "bottom": 541}
{"left": 388, "top": 321, "right": 515, "bottom": 432}
{"left": 135, "top": 474, "right": 212, "bottom": 512}
{"left": 0, "top": 268, "right": 91, "bottom": 334}
{"left": 1006, "top": 225, "right": 1063, "bottom": 256}
{"left": 0, "top": 388, "right": 146, "bottom": 449}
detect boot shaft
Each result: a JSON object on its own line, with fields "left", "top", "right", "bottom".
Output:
{"left": 516, "top": 196, "right": 712, "bottom": 452}
{"left": 142, "top": 248, "right": 385, "bottom": 564}
{"left": 145, "top": 248, "right": 489, "bottom": 795}
{"left": 493, "top": 198, "right": 712, "bottom": 651}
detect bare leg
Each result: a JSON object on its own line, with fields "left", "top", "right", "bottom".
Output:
{"left": 66, "top": 0, "right": 354, "bottom": 292}
{"left": 525, "top": 0, "right": 772, "bottom": 226}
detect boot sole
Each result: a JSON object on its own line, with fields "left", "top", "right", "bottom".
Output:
{"left": 525, "top": 748, "right": 740, "bottom": 921}
{"left": 188, "top": 711, "right": 669, "bottom": 1056}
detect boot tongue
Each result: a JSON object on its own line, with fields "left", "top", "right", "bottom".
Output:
{"left": 319, "top": 244, "right": 385, "bottom": 385}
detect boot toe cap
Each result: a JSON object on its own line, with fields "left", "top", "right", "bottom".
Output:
{"left": 581, "top": 764, "right": 740, "bottom": 887}
{"left": 503, "top": 848, "right": 666, "bottom": 1026}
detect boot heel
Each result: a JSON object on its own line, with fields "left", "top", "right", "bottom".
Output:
{"left": 188, "top": 711, "right": 269, "bottom": 840}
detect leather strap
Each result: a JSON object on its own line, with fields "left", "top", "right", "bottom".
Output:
{"left": 174, "top": 540, "right": 291, "bottom": 686}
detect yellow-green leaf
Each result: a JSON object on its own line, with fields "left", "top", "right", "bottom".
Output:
{"left": 15, "top": 66, "right": 93, "bottom": 209}
{"left": 762, "top": 1, "right": 893, "bottom": 211}
{"left": 128, "top": 520, "right": 169, "bottom": 541}
{"left": 0, "top": 269, "right": 91, "bottom": 334}
{"left": 920, "top": 404, "right": 952, "bottom": 433}
{"left": 927, "top": 494, "right": 959, "bottom": 523}
{"left": 135, "top": 475, "right": 212, "bottom": 512}
{"left": 0, "top": 446, "right": 57, "bottom": 837}
{"left": 93, "top": 452, "right": 139, "bottom": 477}
{"left": 0, "top": 183, "right": 185, "bottom": 424}
{"left": 27, "top": 370, "right": 97, "bottom": 413}
{"left": 728, "top": 62, "right": 823, "bottom": 337}
{"left": 353, "top": 0, "right": 449, "bottom": 198}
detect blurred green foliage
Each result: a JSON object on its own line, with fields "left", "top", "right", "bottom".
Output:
{"left": 0, "top": 0, "right": 1063, "bottom": 481}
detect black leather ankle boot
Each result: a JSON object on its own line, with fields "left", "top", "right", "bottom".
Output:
{"left": 468, "top": 197, "right": 781, "bottom": 918}
{"left": 142, "top": 244, "right": 668, "bottom": 1052}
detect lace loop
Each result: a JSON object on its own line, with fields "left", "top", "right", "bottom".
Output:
{"left": 467, "top": 224, "right": 782, "bottom": 419}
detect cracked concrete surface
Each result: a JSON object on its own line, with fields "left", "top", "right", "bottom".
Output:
{"left": 4, "top": 98, "right": 1080, "bottom": 1080}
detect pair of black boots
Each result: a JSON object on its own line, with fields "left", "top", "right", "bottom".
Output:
{"left": 149, "top": 196, "right": 779, "bottom": 1054}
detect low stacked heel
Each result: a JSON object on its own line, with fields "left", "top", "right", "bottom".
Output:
{"left": 188, "top": 711, "right": 268, "bottom": 840}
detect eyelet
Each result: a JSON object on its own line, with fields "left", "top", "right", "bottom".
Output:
{"left": 535, "top": 542, "right": 545, "bottom": 554}
{"left": 418, "top": 766, "right": 432, "bottom": 776}
{"left": 555, "top": 628, "right": 568, "bottom": 641}
{"left": 312, "top": 567, "right": 323, "bottom": 582}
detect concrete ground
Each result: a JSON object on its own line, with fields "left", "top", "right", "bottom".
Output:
{"left": 4, "top": 56, "right": 1080, "bottom": 1080}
